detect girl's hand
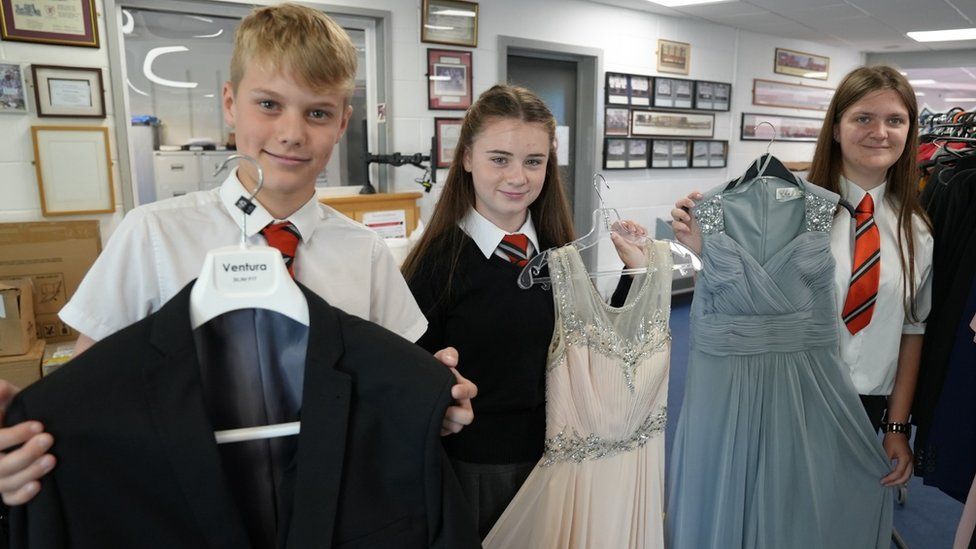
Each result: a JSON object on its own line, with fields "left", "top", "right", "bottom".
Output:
{"left": 880, "top": 433, "right": 913, "bottom": 486}
{"left": 610, "top": 220, "right": 648, "bottom": 270}
{"left": 670, "top": 192, "right": 703, "bottom": 256}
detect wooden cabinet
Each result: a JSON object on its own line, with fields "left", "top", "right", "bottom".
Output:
{"left": 320, "top": 192, "right": 423, "bottom": 235}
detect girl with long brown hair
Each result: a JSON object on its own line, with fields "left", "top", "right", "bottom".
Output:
{"left": 403, "top": 84, "right": 646, "bottom": 537}
{"left": 671, "top": 65, "right": 933, "bottom": 489}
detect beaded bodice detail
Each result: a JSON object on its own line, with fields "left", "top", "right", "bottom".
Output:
{"left": 693, "top": 183, "right": 837, "bottom": 237}
{"left": 541, "top": 241, "right": 672, "bottom": 467}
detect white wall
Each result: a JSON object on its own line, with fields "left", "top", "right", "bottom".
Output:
{"left": 1, "top": 0, "right": 125, "bottom": 239}
{"left": 0, "top": 0, "right": 865, "bottom": 246}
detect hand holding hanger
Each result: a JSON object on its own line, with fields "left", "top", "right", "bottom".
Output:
{"left": 670, "top": 193, "right": 703, "bottom": 256}
{"left": 609, "top": 220, "right": 650, "bottom": 269}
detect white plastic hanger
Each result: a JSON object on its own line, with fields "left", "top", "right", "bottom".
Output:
{"left": 187, "top": 154, "right": 308, "bottom": 444}
{"left": 518, "top": 174, "right": 702, "bottom": 289}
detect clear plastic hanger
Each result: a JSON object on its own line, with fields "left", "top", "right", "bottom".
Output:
{"left": 187, "top": 154, "right": 308, "bottom": 444}
{"left": 518, "top": 174, "right": 702, "bottom": 289}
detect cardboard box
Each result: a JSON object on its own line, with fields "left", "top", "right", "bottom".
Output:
{"left": 42, "top": 339, "right": 76, "bottom": 377}
{"left": 0, "top": 278, "right": 37, "bottom": 356}
{"left": 0, "top": 221, "right": 101, "bottom": 343}
{"left": 0, "top": 339, "right": 45, "bottom": 388}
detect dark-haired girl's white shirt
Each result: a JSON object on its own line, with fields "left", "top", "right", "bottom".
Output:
{"left": 459, "top": 208, "right": 540, "bottom": 261}
{"left": 829, "top": 177, "right": 933, "bottom": 395}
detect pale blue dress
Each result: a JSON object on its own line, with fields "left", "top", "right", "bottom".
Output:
{"left": 666, "top": 168, "right": 893, "bottom": 548}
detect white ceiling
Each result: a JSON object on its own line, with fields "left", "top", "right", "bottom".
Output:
{"left": 590, "top": 0, "right": 976, "bottom": 53}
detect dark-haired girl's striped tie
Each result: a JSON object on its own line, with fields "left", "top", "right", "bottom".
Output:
{"left": 260, "top": 221, "right": 301, "bottom": 278}
{"left": 841, "top": 194, "right": 880, "bottom": 334}
{"left": 497, "top": 233, "right": 530, "bottom": 267}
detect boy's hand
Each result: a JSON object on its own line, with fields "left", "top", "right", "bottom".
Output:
{"left": 610, "top": 220, "right": 648, "bottom": 269}
{"left": 433, "top": 347, "right": 476, "bottom": 436}
{"left": 670, "top": 191, "right": 703, "bottom": 256}
{"left": 0, "top": 380, "right": 56, "bottom": 505}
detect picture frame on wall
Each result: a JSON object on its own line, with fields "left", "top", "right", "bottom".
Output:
{"left": 31, "top": 125, "right": 115, "bottom": 216}
{"left": 741, "top": 112, "right": 823, "bottom": 142}
{"left": 605, "top": 107, "right": 630, "bottom": 136}
{"left": 653, "top": 77, "right": 693, "bottom": 109}
{"left": 631, "top": 110, "right": 714, "bottom": 138}
{"left": 0, "top": 62, "right": 28, "bottom": 113}
{"left": 31, "top": 64, "right": 105, "bottom": 118}
{"left": 651, "top": 139, "right": 690, "bottom": 168}
{"left": 606, "top": 72, "right": 630, "bottom": 105}
{"left": 627, "top": 139, "right": 648, "bottom": 168}
{"left": 691, "top": 140, "right": 728, "bottom": 168}
{"left": 629, "top": 75, "right": 650, "bottom": 106}
{"left": 752, "top": 78, "right": 834, "bottom": 111}
{"left": 694, "top": 81, "right": 731, "bottom": 111}
{"left": 604, "top": 137, "right": 628, "bottom": 169}
{"left": 427, "top": 49, "right": 472, "bottom": 110}
{"left": 774, "top": 47, "right": 829, "bottom": 80}
{"left": 421, "top": 0, "right": 478, "bottom": 47}
{"left": 657, "top": 39, "right": 690, "bottom": 75}
{"left": 434, "top": 117, "right": 463, "bottom": 168}
{"left": 0, "top": 0, "right": 99, "bottom": 48}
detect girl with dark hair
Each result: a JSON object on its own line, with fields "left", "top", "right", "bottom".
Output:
{"left": 403, "top": 84, "right": 647, "bottom": 537}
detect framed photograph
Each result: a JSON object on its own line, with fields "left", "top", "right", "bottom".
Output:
{"left": 31, "top": 64, "right": 104, "bottom": 118}
{"left": 0, "top": 62, "right": 28, "bottom": 113}
{"left": 421, "top": 0, "right": 478, "bottom": 47}
{"left": 774, "top": 47, "right": 829, "bottom": 80}
{"left": 657, "top": 39, "right": 690, "bottom": 75}
{"left": 653, "top": 77, "right": 695, "bottom": 109}
{"left": 651, "top": 139, "right": 689, "bottom": 169}
{"left": 627, "top": 139, "right": 648, "bottom": 169}
{"left": 31, "top": 125, "right": 115, "bottom": 216}
{"left": 691, "top": 140, "right": 728, "bottom": 168}
{"left": 604, "top": 107, "right": 630, "bottom": 136}
{"left": 434, "top": 117, "right": 463, "bottom": 168}
{"left": 753, "top": 78, "right": 834, "bottom": 111}
{"left": 694, "top": 80, "right": 731, "bottom": 111}
{"left": 427, "top": 49, "right": 472, "bottom": 110}
{"left": 629, "top": 75, "right": 650, "bottom": 106}
{"left": 741, "top": 112, "right": 823, "bottom": 142}
{"left": 604, "top": 137, "right": 628, "bottom": 169}
{"left": 606, "top": 72, "right": 630, "bottom": 105}
{"left": 631, "top": 110, "right": 714, "bottom": 138}
{"left": 0, "top": 0, "right": 99, "bottom": 48}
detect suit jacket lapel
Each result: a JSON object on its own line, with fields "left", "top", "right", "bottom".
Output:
{"left": 285, "top": 285, "right": 351, "bottom": 548}
{"left": 143, "top": 283, "right": 251, "bottom": 548}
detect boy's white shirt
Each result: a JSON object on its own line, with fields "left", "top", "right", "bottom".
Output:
{"left": 59, "top": 169, "right": 427, "bottom": 343}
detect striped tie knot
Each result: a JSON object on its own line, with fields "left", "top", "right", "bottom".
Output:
{"left": 841, "top": 193, "right": 880, "bottom": 335}
{"left": 261, "top": 221, "right": 301, "bottom": 278}
{"left": 498, "top": 233, "right": 530, "bottom": 267}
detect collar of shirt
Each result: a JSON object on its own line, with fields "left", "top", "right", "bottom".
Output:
{"left": 218, "top": 168, "right": 324, "bottom": 244}
{"left": 459, "top": 208, "right": 540, "bottom": 259}
{"left": 839, "top": 175, "right": 887, "bottom": 214}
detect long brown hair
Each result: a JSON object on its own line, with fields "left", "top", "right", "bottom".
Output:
{"left": 808, "top": 65, "right": 929, "bottom": 320}
{"left": 401, "top": 84, "right": 575, "bottom": 290}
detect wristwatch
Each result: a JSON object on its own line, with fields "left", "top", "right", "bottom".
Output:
{"left": 882, "top": 421, "right": 912, "bottom": 437}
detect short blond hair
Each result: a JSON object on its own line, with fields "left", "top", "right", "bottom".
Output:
{"left": 230, "top": 3, "right": 357, "bottom": 96}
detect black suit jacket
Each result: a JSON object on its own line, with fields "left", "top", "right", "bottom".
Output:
{"left": 5, "top": 282, "right": 480, "bottom": 549}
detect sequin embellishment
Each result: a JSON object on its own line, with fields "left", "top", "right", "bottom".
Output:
{"left": 541, "top": 407, "right": 667, "bottom": 467}
{"left": 693, "top": 196, "right": 724, "bottom": 235}
{"left": 804, "top": 192, "right": 837, "bottom": 232}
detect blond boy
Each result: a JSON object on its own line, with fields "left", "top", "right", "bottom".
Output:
{"left": 0, "top": 3, "right": 474, "bottom": 506}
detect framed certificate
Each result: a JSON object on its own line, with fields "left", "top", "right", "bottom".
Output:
{"left": 421, "top": 0, "right": 478, "bottom": 47}
{"left": 31, "top": 64, "right": 105, "bottom": 118}
{"left": 1, "top": 0, "right": 99, "bottom": 48}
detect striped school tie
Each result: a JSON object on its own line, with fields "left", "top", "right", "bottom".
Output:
{"left": 841, "top": 194, "right": 880, "bottom": 334}
{"left": 260, "top": 221, "right": 301, "bottom": 278}
{"left": 497, "top": 233, "right": 530, "bottom": 267}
